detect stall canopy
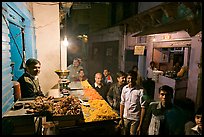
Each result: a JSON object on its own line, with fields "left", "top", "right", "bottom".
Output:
{"left": 118, "top": 2, "right": 202, "bottom": 37}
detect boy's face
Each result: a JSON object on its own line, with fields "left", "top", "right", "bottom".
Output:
{"left": 79, "top": 70, "right": 84, "bottom": 77}
{"left": 195, "top": 114, "right": 202, "bottom": 129}
{"left": 103, "top": 70, "right": 109, "bottom": 76}
{"left": 159, "top": 90, "right": 172, "bottom": 107}
{"left": 126, "top": 75, "right": 136, "bottom": 87}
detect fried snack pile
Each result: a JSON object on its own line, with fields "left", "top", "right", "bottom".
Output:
{"left": 25, "top": 96, "right": 82, "bottom": 116}
{"left": 52, "top": 95, "right": 81, "bottom": 116}
{"left": 81, "top": 100, "right": 119, "bottom": 122}
{"left": 25, "top": 96, "right": 54, "bottom": 114}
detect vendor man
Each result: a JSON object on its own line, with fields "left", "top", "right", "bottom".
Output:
{"left": 18, "top": 58, "right": 44, "bottom": 98}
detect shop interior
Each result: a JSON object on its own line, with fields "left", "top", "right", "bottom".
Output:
{"left": 153, "top": 41, "right": 191, "bottom": 79}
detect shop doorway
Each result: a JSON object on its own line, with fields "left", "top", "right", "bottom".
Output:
{"left": 88, "top": 41, "right": 119, "bottom": 83}
{"left": 125, "top": 49, "right": 139, "bottom": 72}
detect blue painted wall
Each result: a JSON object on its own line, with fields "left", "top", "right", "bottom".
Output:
{"left": 2, "top": 2, "right": 37, "bottom": 116}
{"left": 9, "top": 22, "right": 24, "bottom": 80}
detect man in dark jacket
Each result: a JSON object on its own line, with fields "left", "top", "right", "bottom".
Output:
{"left": 106, "top": 71, "right": 126, "bottom": 114}
{"left": 18, "top": 58, "right": 44, "bottom": 98}
{"left": 142, "top": 85, "right": 187, "bottom": 135}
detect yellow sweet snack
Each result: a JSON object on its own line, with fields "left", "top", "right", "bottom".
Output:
{"left": 81, "top": 80, "right": 93, "bottom": 89}
{"left": 81, "top": 100, "right": 119, "bottom": 122}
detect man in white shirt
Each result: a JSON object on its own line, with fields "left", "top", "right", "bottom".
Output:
{"left": 120, "top": 70, "right": 146, "bottom": 135}
{"left": 147, "top": 61, "right": 157, "bottom": 80}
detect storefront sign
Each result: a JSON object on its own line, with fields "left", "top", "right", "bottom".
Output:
{"left": 134, "top": 45, "right": 145, "bottom": 55}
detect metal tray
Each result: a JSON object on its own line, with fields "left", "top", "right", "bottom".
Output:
{"left": 46, "top": 111, "right": 84, "bottom": 122}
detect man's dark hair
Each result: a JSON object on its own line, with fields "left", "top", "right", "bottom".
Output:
{"left": 150, "top": 61, "right": 155, "bottom": 65}
{"left": 195, "top": 106, "right": 202, "bottom": 115}
{"left": 116, "top": 71, "right": 126, "bottom": 78}
{"left": 103, "top": 68, "right": 110, "bottom": 72}
{"left": 26, "top": 58, "right": 41, "bottom": 67}
{"left": 127, "top": 70, "right": 137, "bottom": 80}
{"left": 78, "top": 68, "right": 84, "bottom": 73}
{"left": 159, "top": 85, "right": 173, "bottom": 98}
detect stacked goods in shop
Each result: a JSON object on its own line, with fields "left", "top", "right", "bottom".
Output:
{"left": 83, "top": 88, "right": 103, "bottom": 100}
{"left": 81, "top": 100, "right": 119, "bottom": 122}
{"left": 81, "top": 80, "right": 93, "bottom": 89}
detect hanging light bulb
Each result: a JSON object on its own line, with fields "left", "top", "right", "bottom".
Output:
{"left": 152, "top": 35, "right": 156, "bottom": 42}
{"left": 63, "top": 36, "right": 69, "bottom": 47}
{"left": 62, "top": 9, "right": 69, "bottom": 47}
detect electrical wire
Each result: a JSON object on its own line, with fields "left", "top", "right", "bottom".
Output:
{"left": 3, "top": 12, "right": 58, "bottom": 33}
{"left": 34, "top": 18, "right": 59, "bottom": 29}
{"left": 23, "top": 18, "right": 60, "bottom": 30}
{"left": 35, "top": 2, "right": 65, "bottom": 5}
{"left": 2, "top": 3, "right": 69, "bottom": 30}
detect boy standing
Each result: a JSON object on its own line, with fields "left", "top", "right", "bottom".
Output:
{"left": 119, "top": 70, "right": 146, "bottom": 135}
{"left": 185, "top": 106, "right": 202, "bottom": 135}
{"left": 143, "top": 85, "right": 186, "bottom": 135}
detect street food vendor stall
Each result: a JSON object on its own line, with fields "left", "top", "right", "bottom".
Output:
{"left": 2, "top": 80, "right": 119, "bottom": 135}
